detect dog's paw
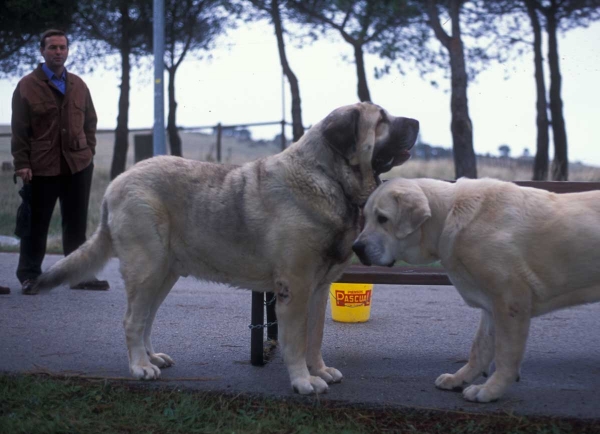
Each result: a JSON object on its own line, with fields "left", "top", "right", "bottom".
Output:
{"left": 291, "top": 376, "right": 329, "bottom": 395}
{"left": 435, "top": 373, "right": 465, "bottom": 392}
{"left": 311, "top": 367, "right": 343, "bottom": 384}
{"left": 149, "top": 352, "right": 174, "bottom": 368}
{"left": 131, "top": 363, "right": 161, "bottom": 380}
{"left": 463, "top": 384, "right": 498, "bottom": 403}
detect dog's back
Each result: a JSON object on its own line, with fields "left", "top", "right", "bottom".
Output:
{"left": 442, "top": 178, "right": 600, "bottom": 314}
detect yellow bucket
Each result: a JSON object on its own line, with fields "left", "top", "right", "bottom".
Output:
{"left": 329, "top": 283, "right": 374, "bottom": 323}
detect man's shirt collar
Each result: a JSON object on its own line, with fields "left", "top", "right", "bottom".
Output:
{"left": 42, "top": 63, "right": 66, "bottom": 94}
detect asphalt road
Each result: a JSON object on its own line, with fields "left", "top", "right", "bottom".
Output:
{"left": 1, "top": 252, "right": 599, "bottom": 419}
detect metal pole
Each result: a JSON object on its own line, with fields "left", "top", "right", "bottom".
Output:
{"left": 281, "top": 71, "right": 285, "bottom": 151}
{"left": 250, "top": 291, "right": 265, "bottom": 366}
{"left": 153, "top": 0, "right": 166, "bottom": 156}
{"left": 216, "top": 123, "right": 222, "bottom": 162}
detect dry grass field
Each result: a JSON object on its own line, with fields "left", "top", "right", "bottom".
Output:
{"left": 1, "top": 125, "right": 600, "bottom": 254}
{"left": 383, "top": 156, "right": 600, "bottom": 182}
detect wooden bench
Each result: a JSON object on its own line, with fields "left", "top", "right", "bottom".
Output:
{"left": 249, "top": 180, "right": 600, "bottom": 366}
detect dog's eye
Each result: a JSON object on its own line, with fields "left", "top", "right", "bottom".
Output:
{"left": 377, "top": 215, "right": 388, "bottom": 224}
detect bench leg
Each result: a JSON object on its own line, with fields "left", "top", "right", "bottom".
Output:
{"left": 266, "top": 291, "right": 278, "bottom": 341}
{"left": 251, "top": 291, "right": 264, "bottom": 366}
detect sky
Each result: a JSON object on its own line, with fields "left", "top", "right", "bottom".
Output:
{"left": 1, "top": 19, "right": 599, "bottom": 166}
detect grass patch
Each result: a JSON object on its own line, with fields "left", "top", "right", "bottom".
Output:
{"left": 1, "top": 374, "right": 599, "bottom": 434}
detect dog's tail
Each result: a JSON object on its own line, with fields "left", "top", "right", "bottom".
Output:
{"left": 34, "top": 200, "right": 113, "bottom": 291}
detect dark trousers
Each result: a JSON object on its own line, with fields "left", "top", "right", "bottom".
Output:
{"left": 17, "top": 163, "right": 94, "bottom": 283}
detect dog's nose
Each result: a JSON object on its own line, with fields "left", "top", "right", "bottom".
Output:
{"left": 352, "top": 241, "right": 371, "bottom": 266}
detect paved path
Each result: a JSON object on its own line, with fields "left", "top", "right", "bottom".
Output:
{"left": 1, "top": 252, "right": 599, "bottom": 419}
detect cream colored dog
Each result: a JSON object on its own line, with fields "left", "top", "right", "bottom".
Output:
{"left": 33, "top": 102, "right": 419, "bottom": 395}
{"left": 353, "top": 177, "right": 600, "bottom": 402}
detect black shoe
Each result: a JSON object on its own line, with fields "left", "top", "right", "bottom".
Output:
{"left": 70, "top": 278, "right": 110, "bottom": 291}
{"left": 0, "top": 285, "right": 10, "bottom": 295}
{"left": 21, "top": 279, "right": 38, "bottom": 295}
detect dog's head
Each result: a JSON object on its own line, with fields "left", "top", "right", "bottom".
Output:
{"left": 352, "top": 178, "right": 434, "bottom": 267}
{"left": 321, "top": 102, "right": 419, "bottom": 206}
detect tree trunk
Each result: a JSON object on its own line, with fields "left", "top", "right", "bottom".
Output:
{"left": 271, "top": 0, "right": 304, "bottom": 142}
{"left": 110, "top": 4, "right": 131, "bottom": 180}
{"left": 525, "top": 0, "right": 550, "bottom": 181}
{"left": 353, "top": 42, "right": 371, "bottom": 102}
{"left": 448, "top": 41, "right": 476, "bottom": 179}
{"left": 426, "top": 0, "right": 476, "bottom": 179}
{"left": 167, "top": 66, "right": 182, "bottom": 156}
{"left": 447, "top": 1, "right": 476, "bottom": 179}
{"left": 546, "top": 6, "right": 568, "bottom": 180}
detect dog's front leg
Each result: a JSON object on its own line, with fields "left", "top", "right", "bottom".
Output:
{"left": 306, "top": 282, "right": 343, "bottom": 384}
{"left": 436, "top": 309, "right": 495, "bottom": 392}
{"left": 463, "top": 297, "right": 531, "bottom": 403}
{"left": 275, "top": 279, "right": 329, "bottom": 395}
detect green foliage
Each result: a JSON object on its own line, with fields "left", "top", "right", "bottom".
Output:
{"left": 0, "top": 0, "right": 77, "bottom": 76}
{"left": 288, "top": 0, "right": 438, "bottom": 76}
{"left": 75, "top": 0, "right": 154, "bottom": 57}
{"left": 162, "top": 0, "right": 231, "bottom": 68}
{"left": 2, "top": 374, "right": 600, "bottom": 434}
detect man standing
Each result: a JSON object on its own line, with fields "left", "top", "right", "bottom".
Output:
{"left": 11, "top": 29, "right": 109, "bottom": 295}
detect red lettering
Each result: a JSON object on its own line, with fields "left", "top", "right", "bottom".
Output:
{"left": 334, "top": 290, "right": 372, "bottom": 307}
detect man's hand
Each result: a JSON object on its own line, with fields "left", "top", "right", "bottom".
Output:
{"left": 15, "top": 168, "right": 32, "bottom": 183}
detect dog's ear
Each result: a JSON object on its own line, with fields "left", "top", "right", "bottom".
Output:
{"left": 322, "top": 107, "right": 360, "bottom": 160}
{"left": 391, "top": 187, "right": 431, "bottom": 239}
{"left": 372, "top": 117, "right": 419, "bottom": 175}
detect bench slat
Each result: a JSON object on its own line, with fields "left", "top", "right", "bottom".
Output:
{"left": 514, "top": 181, "right": 600, "bottom": 193}
{"left": 337, "top": 264, "right": 452, "bottom": 285}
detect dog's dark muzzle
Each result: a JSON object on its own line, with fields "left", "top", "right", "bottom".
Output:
{"left": 371, "top": 117, "right": 419, "bottom": 179}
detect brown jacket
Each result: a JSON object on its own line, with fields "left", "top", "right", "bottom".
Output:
{"left": 11, "top": 64, "right": 97, "bottom": 176}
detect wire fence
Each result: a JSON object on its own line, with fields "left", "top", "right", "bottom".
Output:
{"left": 1, "top": 119, "right": 295, "bottom": 165}
{"left": 176, "top": 119, "right": 289, "bottom": 161}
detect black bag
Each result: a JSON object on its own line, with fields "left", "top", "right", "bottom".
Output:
{"left": 14, "top": 177, "right": 32, "bottom": 239}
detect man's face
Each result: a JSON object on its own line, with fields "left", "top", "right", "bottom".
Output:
{"left": 40, "top": 35, "right": 68, "bottom": 72}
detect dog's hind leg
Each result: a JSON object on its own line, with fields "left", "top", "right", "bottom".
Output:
{"left": 463, "top": 295, "right": 531, "bottom": 402}
{"left": 436, "top": 310, "right": 495, "bottom": 392}
{"left": 307, "top": 282, "right": 343, "bottom": 384}
{"left": 144, "top": 271, "right": 179, "bottom": 369}
{"left": 121, "top": 253, "right": 173, "bottom": 381}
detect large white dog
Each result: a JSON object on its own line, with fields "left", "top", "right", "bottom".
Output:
{"left": 353, "top": 177, "right": 600, "bottom": 402}
{"left": 33, "top": 102, "right": 419, "bottom": 395}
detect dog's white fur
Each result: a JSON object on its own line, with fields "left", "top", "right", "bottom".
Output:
{"left": 34, "top": 102, "right": 419, "bottom": 395}
{"left": 354, "top": 177, "right": 600, "bottom": 402}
